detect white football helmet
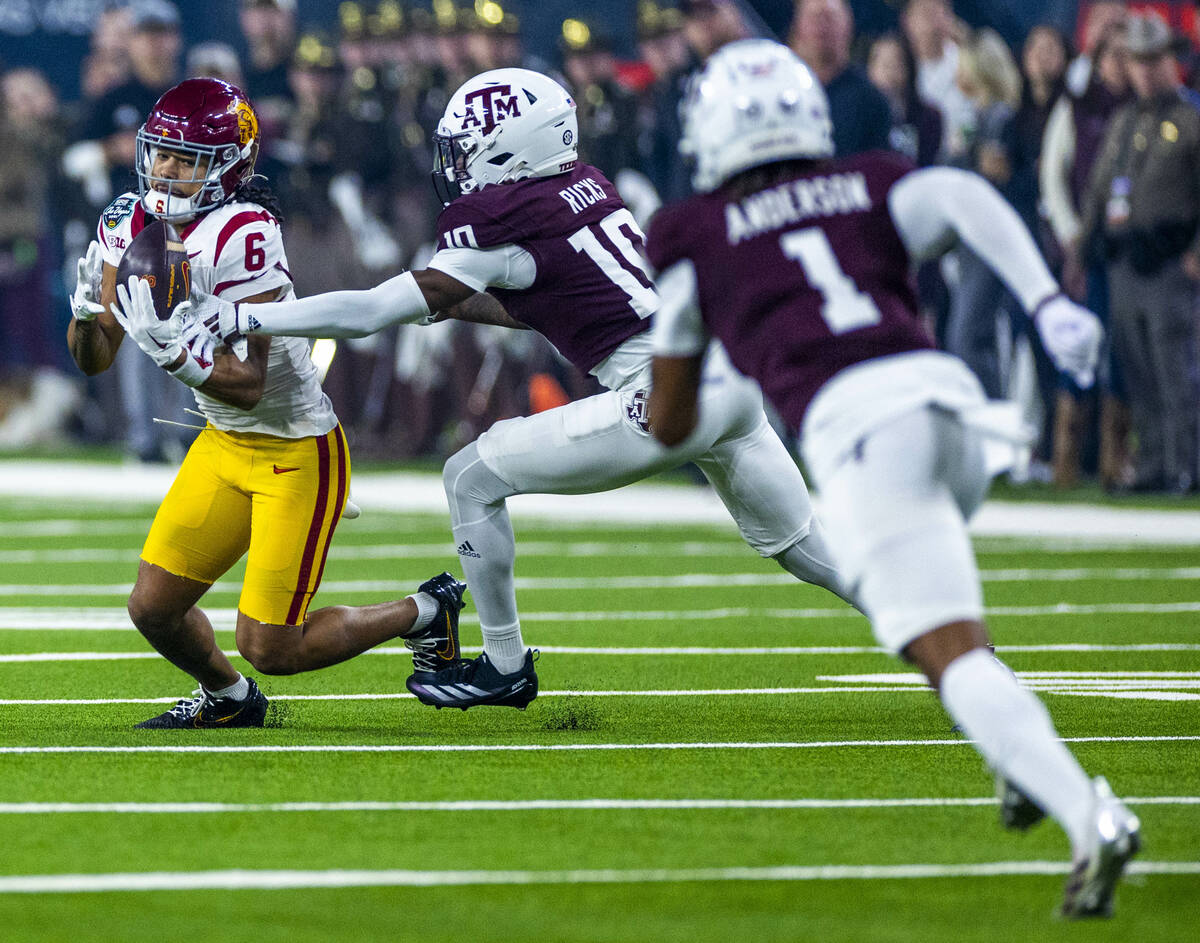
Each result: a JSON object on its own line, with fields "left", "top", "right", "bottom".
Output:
{"left": 680, "top": 39, "right": 834, "bottom": 193}
{"left": 432, "top": 68, "right": 578, "bottom": 205}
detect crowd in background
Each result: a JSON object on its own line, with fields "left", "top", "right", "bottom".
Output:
{"left": 2, "top": 0, "right": 1199, "bottom": 495}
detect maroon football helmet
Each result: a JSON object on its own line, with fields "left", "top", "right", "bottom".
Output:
{"left": 136, "top": 78, "right": 261, "bottom": 221}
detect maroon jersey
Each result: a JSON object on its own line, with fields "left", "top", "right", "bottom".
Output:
{"left": 435, "top": 164, "right": 654, "bottom": 373}
{"left": 645, "top": 151, "right": 935, "bottom": 431}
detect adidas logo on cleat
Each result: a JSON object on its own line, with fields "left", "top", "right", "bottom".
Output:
{"left": 457, "top": 540, "right": 481, "bottom": 558}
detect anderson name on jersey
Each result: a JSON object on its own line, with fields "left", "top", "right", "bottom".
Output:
{"left": 99, "top": 193, "right": 336, "bottom": 439}
{"left": 645, "top": 151, "right": 935, "bottom": 433}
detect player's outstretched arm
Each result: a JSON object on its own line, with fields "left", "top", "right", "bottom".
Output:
{"left": 888, "top": 167, "right": 1102, "bottom": 388}
{"left": 200, "top": 269, "right": 476, "bottom": 341}
{"left": 433, "top": 292, "right": 529, "bottom": 329}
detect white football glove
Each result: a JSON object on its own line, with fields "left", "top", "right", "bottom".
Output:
{"left": 68, "top": 241, "right": 105, "bottom": 322}
{"left": 1034, "top": 294, "right": 1103, "bottom": 390}
{"left": 192, "top": 288, "right": 254, "bottom": 343}
{"left": 112, "top": 276, "right": 216, "bottom": 387}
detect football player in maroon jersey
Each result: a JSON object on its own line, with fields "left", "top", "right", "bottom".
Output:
{"left": 156, "top": 67, "right": 863, "bottom": 711}
{"left": 644, "top": 40, "right": 1137, "bottom": 918}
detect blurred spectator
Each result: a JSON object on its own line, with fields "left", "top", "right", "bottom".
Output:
{"left": 239, "top": 0, "right": 298, "bottom": 189}
{"left": 1079, "top": 13, "right": 1200, "bottom": 495}
{"left": 635, "top": 2, "right": 692, "bottom": 204}
{"left": 186, "top": 42, "right": 245, "bottom": 88}
{"left": 943, "top": 28, "right": 1022, "bottom": 400}
{"left": 1042, "top": 21, "right": 1132, "bottom": 488}
{"left": 1065, "top": 0, "right": 1129, "bottom": 97}
{"left": 73, "top": 0, "right": 191, "bottom": 464}
{"left": 0, "top": 68, "right": 66, "bottom": 376}
{"left": 867, "top": 31, "right": 943, "bottom": 166}
{"left": 867, "top": 30, "right": 948, "bottom": 352}
{"left": 79, "top": 5, "right": 132, "bottom": 102}
{"left": 560, "top": 19, "right": 641, "bottom": 178}
{"left": 76, "top": 0, "right": 181, "bottom": 201}
{"left": 680, "top": 0, "right": 751, "bottom": 62}
{"left": 1011, "top": 24, "right": 1072, "bottom": 472}
{"left": 464, "top": 3, "right": 523, "bottom": 71}
{"left": 789, "top": 0, "right": 891, "bottom": 156}
{"left": 901, "top": 0, "right": 975, "bottom": 160}
{"left": 0, "top": 66, "right": 81, "bottom": 448}
{"left": 240, "top": 0, "right": 297, "bottom": 100}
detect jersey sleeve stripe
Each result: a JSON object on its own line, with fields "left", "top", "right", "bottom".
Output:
{"left": 212, "top": 273, "right": 275, "bottom": 297}
{"left": 285, "top": 433, "right": 333, "bottom": 625}
{"left": 213, "top": 210, "right": 274, "bottom": 267}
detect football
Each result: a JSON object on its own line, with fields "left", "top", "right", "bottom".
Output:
{"left": 114, "top": 220, "right": 191, "bottom": 321}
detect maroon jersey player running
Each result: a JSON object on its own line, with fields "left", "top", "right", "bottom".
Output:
{"left": 646, "top": 39, "right": 1137, "bottom": 919}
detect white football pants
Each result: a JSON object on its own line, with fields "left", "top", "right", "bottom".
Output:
{"left": 805, "top": 403, "right": 991, "bottom": 652}
{"left": 444, "top": 353, "right": 851, "bottom": 649}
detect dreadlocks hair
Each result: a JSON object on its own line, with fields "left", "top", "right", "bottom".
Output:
{"left": 233, "top": 179, "right": 284, "bottom": 223}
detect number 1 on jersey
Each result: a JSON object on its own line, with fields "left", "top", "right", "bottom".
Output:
{"left": 781, "top": 228, "right": 882, "bottom": 334}
{"left": 568, "top": 208, "right": 657, "bottom": 318}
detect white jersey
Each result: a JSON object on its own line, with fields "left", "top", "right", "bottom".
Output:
{"left": 98, "top": 193, "right": 337, "bottom": 439}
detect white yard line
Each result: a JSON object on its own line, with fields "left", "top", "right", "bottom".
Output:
{"left": 0, "top": 542, "right": 752, "bottom": 565}
{"left": 0, "top": 861, "right": 1195, "bottom": 894}
{"left": 4, "top": 602, "right": 1200, "bottom": 632}
{"left": 0, "top": 688, "right": 930, "bottom": 702}
{"left": 4, "top": 646, "right": 1200, "bottom": 668}
{"left": 2, "top": 735, "right": 1197, "bottom": 755}
{"left": 2, "top": 567, "right": 1200, "bottom": 596}
{"left": 6, "top": 461, "right": 1200, "bottom": 543}
{"left": 0, "top": 796, "right": 1193, "bottom": 815}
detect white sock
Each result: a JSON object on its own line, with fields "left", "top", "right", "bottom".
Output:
{"left": 940, "top": 649, "right": 1096, "bottom": 854}
{"left": 206, "top": 674, "right": 249, "bottom": 701}
{"left": 480, "top": 622, "right": 526, "bottom": 675}
{"left": 406, "top": 591, "right": 438, "bottom": 632}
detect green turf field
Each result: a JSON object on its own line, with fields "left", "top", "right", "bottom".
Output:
{"left": 0, "top": 488, "right": 1197, "bottom": 942}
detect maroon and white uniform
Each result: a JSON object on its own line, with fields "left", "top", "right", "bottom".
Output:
{"left": 431, "top": 165, "right": 653, "bottom": 378}
{"left": 648, "top": 154, "right": 1060, "bottom": 650}
{"left": 426, "top": 164, "right": 822, "bottom": 559}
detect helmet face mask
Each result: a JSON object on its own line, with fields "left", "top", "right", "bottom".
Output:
{"left": 431, "top": 68, "right": 578, "bottom": 206}
{"left": 431, "top": 129, "right": 478, "bottom": 206}
{"left": 680, "top": 39, "right": 834, "bottom": 193}
{"left": 137, "top": 78, "right": 261, "bottom": 221}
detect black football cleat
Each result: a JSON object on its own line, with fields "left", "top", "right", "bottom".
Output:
{"left": 1061, "top": 777, "right": 1141, "bottom": 919}
{"left": 407, "top": 649, "right": 538, "bottom": 710}
{"left": 404, "top": 572, "right": 467, "bottom": 678}
{"left": 997, "top": 775, "right": 1047, "bottom": 831}
{"left": 135, "top": 678, "right": 268, "bottom": 729}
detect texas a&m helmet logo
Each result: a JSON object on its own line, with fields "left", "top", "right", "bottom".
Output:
{"left": 460, "top": 84, "right": 522, "bottom": 134}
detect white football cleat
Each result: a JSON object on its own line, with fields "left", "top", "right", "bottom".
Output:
{"left": 1061, "top": 776, "right": 1141, "bottom": 918}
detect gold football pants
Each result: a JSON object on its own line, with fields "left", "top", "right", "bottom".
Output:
{"left": 141, "top": 424, "right": 349, "bottom": 625}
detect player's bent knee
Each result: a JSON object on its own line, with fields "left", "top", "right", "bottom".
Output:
{"left": 236, "top": 630, "right": 302, "bottom": 676}
{"left": 442, "top": 441, "right": 513, "bottom": 508}
{"left": 126, "top": 589, "right": 181, "bottom": 639}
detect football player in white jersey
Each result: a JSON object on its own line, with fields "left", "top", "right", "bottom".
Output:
{"left": 645, "top": 41, "right": 1138, "bottom": 918}
{"left": 135, "top": 68, "right": 862, "bottom": 712}
{"left": 67, "top": 78, "right": 465, "bottom": 728}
